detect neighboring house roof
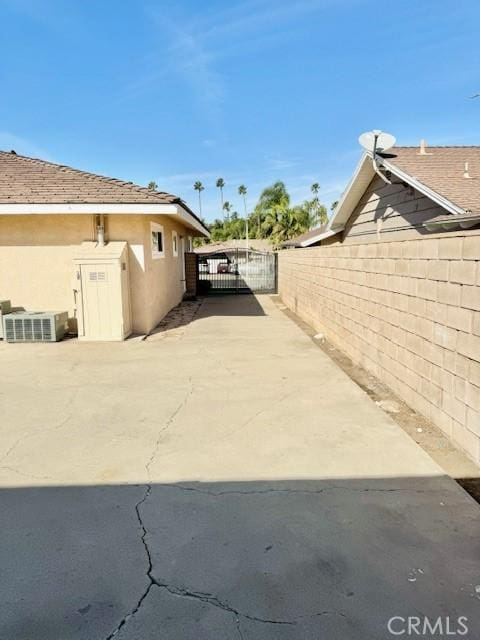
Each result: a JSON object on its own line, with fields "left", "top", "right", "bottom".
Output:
{"left": 281, "top": 224, "right": 339, "bottom": 248}
{"left": 293, "top": 144, "right": 480, "bottom": 247}
{"left": 195, "top": 239, "right": 273, "bottom": 254}
{"left": 379, "top": 146, "right": 480, "bottom": 215}
{"left": 0, "top": 150, "right": 209, "bottom": 235}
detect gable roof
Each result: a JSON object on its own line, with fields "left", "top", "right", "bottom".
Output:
{"left": 379, "top": 146, "right": 480, "bottom": 215}
{"left": 0, "top": 150, "right": 209, "bottom": 235}
{"left": 295, "top": 145, "right": 480, "bottom": 247}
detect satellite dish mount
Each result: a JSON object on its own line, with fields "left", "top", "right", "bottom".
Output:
{"left": 358, "top": 130, "right": 396, "bottom": 184}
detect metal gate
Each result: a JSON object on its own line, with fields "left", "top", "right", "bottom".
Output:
{"left": 197, "top": 248, "right": 277, "bottom": 293}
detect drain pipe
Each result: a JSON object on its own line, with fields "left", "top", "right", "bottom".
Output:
{"left": 96, "top": 214, "right": 105, "bottom": 246}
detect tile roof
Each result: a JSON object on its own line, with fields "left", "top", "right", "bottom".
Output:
{"left": 380, "top": 146, "right": 480, "bottom": 215}
{"left": 0, "top": 150, "right": 180, "bottom": 205}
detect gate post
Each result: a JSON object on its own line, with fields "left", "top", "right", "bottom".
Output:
{"left": 184, "top": 252, "right": 198, "bottom": 297}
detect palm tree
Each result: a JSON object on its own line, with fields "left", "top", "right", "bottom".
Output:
{"left": 216, "top": 178, "right": 225, "bottom": 215}
{"left": 147, "top": 181, "right": 158, "bottom": 191}
{"left": 238, "top": 184, "right": 249, "bottom": 245}
{"left": 222, "top": 201, "right": 232, "bottom": 220}
{"left": 311, "top": 182, "right": 320, "bottom": 197}
{"left": 193, "top": 181, "right": 205, "bottom": 216}
{"left": 238, "top": 184, "right": 247, "bottom": 216}
{"left": 254, "top": 181, "right": 290, "bottom": 239}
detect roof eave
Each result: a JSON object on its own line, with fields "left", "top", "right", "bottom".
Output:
{"left": 380, "top": 157, "right": 466, "bottom": 216}
{"left": 327, "top": 151, "right": 468, "bottom": 233}
{"left": 0, "top": 201, "right": 209, "bottom": 237}
{"left": 299, "top": 227, "right": 345, "bottom": 247}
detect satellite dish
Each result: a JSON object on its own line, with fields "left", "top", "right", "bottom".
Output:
{"left": 359, "top": 130, "right": 396, "bottom": 153}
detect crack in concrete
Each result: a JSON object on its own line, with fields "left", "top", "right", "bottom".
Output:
{"left": 157, "top": 484, "right": 431, "bottom": 497}
{"left": 153, "top": 581, "right": 296, "bottom": 625}
{"left": 0, "top": 465, "right": 53, "bottom": 481}
{"left": 0, "top": 433, "right": 29, "bottom": 465}
{"left": 105, "top": 485, "right": 154, "bottom": 639}
{"left": 145, "top": 378, "right": 194, "bottom": 477}
{"left": 105, "top": 382, "right": 195, "bottom": 639}
{"left": 218, "top": 387, "right": 294, "bottom": 442}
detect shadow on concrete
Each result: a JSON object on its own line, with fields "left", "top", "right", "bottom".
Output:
{"left": 2, "top": 476, "right": 479, "bottom": 639}
{"left": 197, "top": 293, "right": 267, "bottom": 317}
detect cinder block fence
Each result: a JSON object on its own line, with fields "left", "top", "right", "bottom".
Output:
{"left": 278, "top": 232, "right": 480, "bottom": 464}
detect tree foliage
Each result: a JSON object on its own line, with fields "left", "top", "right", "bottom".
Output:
{"left": 197, "top": 180, "right": 331, "bottom": 247}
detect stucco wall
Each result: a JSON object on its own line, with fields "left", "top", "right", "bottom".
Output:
{"left": 0, "top": 214, "right": 193, "bottom": 336}
{"left": 278, "top": 232, "right": 480, "bottom": 464}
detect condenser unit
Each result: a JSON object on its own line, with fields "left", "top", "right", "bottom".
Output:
{"left": 3, "top": 311, "right": 68, "bottom": 343}
{"left": 0, "top": 300, "right": 12, "bottom": 340}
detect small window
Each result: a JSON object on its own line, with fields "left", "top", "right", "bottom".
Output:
{"left": 172, "top": 230, "right": 178, "bottom": 257}
{"left": 151, "top": 223, "right": 165, "bottom": 258}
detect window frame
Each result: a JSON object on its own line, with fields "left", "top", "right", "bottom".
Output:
{"left": 172, "top": 229, "right": 179, "bottom": 257}
{"left": 151, "top": 222, "right": 165, "bottom": 259}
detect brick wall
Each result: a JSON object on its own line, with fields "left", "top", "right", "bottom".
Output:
{"left": 278, "top": 233, "right": 480, "bottom": 464}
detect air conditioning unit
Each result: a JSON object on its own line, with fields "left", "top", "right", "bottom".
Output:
{"left": 0, "top": 300, "right": 12, "bottom": 340}
{"left": 3, "top": 311, "right": 69, "bottom": 343}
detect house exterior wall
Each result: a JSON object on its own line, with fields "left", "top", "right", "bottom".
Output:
{"left": 278, "top": 231, "right": 480, "bottom": 464}
{"left": 339, "top": 174, "right": 449, "bottom": 244}
{"left": 0, "top": 213, "right": 192, "bottom": 336}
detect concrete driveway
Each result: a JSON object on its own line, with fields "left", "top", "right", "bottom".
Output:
{"left": 1, "top": 294, "right": 479, "bottom": 639}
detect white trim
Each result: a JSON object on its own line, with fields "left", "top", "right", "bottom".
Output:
{"left": 327, "top": 151, "right": 467, "bottom": 234}
{"left": 0, "top": 202, "right": 210, "bottom": 236}
{"left": 176, "top": 204, "right": 210, "bottom": 236}
{"left": 379, "top": 157, "right": 465, "bottom": 216}
{"left": 172, "top": 229, "right": 178, "bottom": 257}
{"left": 150, "top": 222, "right": 165, "bottom": 259}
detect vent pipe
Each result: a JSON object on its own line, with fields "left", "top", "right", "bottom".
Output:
{"left": 419, "top": 139, "right": 427, "bottom": 155}
{"left": 96, "top": 214, "right": 105, "bottom": 247}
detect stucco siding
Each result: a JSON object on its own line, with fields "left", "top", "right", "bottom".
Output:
{"left": 0, "top": 213, "right": 191, "bottom": 336}
{"left": 278, "top": 231, "right": 480, "bottom": 464}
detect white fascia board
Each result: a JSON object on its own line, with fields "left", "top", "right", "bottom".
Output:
{"left": 0, "top": 202, "right": 210, "bottom": 236}
{"left": 327, "top": 153, "right": 375, "bottom": 230}
{"left": 299, "top": 227, "right": 345, "bottom": 247}
{"left": 328, "top": 151, "right": 467, "bottom": 232}
{"left": 176, "top": 204, "right": 210, "bottom": 237}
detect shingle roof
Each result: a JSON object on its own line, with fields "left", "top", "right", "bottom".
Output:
{"left": 380, "top": 146, "right": 480, "bottom": 215}
{"left": 0, "top": 150, "right": 180, "bottom": 205}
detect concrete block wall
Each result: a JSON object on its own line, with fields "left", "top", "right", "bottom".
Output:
{"left": 278, "top": 233, "right": 480, "bottom": 464}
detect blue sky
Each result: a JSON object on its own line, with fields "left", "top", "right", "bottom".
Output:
{"left": 1, "top": 0, "right": 479, "bottom": 221}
